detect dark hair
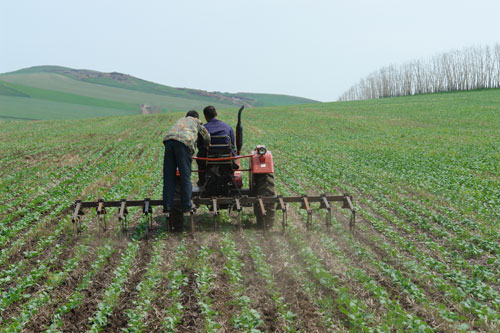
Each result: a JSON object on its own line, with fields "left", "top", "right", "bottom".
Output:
{"left": 203, "top": 105, "right": 217, "bottom": 120}
{"left": 186, "top": 110, "right": 199, "bottom": 118}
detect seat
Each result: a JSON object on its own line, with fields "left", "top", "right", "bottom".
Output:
{"left": 207, "top": 135, "right": 233, "bottom": 166}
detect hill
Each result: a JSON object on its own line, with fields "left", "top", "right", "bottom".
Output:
{"left": 0, "top": 65, "right": 318, "bottom": 120}
{"left": 1, "top": 89, "right": 499, "bottom": 331}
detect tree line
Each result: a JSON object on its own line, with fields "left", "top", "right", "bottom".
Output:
{"left": 338, "top": 44, "right": 500, "bottom": 101}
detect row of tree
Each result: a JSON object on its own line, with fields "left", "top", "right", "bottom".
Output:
{"left": 338, "top": 44, "right": 500, "bottom": 101}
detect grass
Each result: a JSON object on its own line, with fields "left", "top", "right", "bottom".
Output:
{"left": 1, "top": 81, "right": 139, "bottom": 111}
{"left": 0, "top": 66, "right": 318, "bottom": 120}
{"left": 0, "top": 95, "right": 138, "bottom": 120}
{"left": 0, "top": 82, "right": 29, "bottom": 97}
{"left": 0, "top": 73, "right": 234, "bottom": 116}
{"left": 237, "top": 92, "right": 317, "bottom": 106}
{"left": 1, "top": 88, "right": 500, "bottom": 330}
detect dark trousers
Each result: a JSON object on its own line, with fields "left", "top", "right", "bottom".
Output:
{"left": 163, "top": 140, "right": 192, "bottom": 210}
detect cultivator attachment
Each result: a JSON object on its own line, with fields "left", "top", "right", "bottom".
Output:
{"left": 71, "top": 193, "right": 355, "bottom": 234}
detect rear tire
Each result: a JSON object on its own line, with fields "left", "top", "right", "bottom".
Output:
{"left": 253, "top": 173, "right": 276, "bottom": 229}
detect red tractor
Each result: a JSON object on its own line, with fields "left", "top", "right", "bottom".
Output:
{"left": 168, "top": 106, "right": 276, "bottom": 231}
{"left": 72, "top": 107, "right": 355, "bottom": 233}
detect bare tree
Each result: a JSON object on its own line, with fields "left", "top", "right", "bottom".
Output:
{"left": 338, "top": 43, "right": 500, "bottom": 101}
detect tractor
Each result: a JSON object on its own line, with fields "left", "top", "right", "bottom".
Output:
{"left": 72, "top": 107, "right": 355, "bottom": 233}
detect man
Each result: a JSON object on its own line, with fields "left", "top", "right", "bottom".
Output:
{"left": 197, "top": 105, "right": 236, "bottom": 185}
{"left": 163, "top": 110, "right": 210, "bottom": 213}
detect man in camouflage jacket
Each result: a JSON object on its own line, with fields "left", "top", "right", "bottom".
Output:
{"left": 163, "top": 110, "right": 210, "bottom": 213}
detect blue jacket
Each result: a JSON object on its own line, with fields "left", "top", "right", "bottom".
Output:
{"left": 197, "top": 118, "right": 236, "bottom": 157}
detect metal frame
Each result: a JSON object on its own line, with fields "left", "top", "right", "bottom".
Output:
{"left": 72, "top": 193, "right": 355, "bottom": 233}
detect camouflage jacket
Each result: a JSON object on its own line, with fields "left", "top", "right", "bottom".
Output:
{"left": 163, "top": 116, "right": 210, "bottom": 154}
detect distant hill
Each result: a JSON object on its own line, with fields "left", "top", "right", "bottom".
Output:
{"left": 0, "top": 66, "right": 318, "bottom": 120}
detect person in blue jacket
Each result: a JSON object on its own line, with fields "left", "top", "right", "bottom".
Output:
{"left": 196, "top": 105, "right": 236, "bottom": 186}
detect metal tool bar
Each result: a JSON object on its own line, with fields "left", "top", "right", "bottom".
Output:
{"left": 73, "top": 193, "right": 356, "bottom": 233}
{"left": 77, "top": 195, "right": 349, "bottom": 208}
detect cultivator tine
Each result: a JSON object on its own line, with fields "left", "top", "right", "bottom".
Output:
{"left": 72, "top": 200, "right": 84, "bottom": 234}
{"left": 234, "top": 197, "right": 242, "bottom": 231}
{"left": 350, "top": 210, "right": 356, "bottom": 233}
{"left": 143, "top": 198, "right": 153, "bottom": 231}
{"left": 277, "top": 195, "right": 287, "bottom": 232}
{"left": 212, "top": 197, "right": 219, "bottom": 230}
{"left": 118, "top": 199, "right": 128, "bottom": 232}
{"left": 342, "top": 194, "right": 356, "bottom": 232}
{"left": 165, "top": 211, "right": 172, "bottom": 233}
{"left": 190, "top": 210, "right": 195, "bottom": 233}
{"left": 320, "top": 194, "right": 332, "bottom": 230}
{"left": 300, "top": 195, "right": 312, "bottom": 230}
{"left": 257, "top": 196, "right": 268, "bottom": 232}
{"left": 257, "top": 196, "right": 266, "bottom": 215}
{"left": 96, "top": 199, "right": 107, "bottom": 231}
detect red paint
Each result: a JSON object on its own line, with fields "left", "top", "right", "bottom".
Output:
{"left": 251, "top": 151, "right": 274, "bottom": 174}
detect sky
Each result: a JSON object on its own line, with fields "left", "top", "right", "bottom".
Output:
{"left": 1, "top": 0, "right": 500, "bottom": 102}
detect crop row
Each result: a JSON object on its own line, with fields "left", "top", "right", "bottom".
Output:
{"left": 123, "top": 235, "right": 167, "bottom": 332}
{"left": 220, "top": 233, "right": 264, "bottom": 331}
{"left": 0, "top": 143, "right": 150, "bottom": 289}
{"left": 13, "top": 241, "right": 114, "bottom": 332}
{"left": 272, "top": 136, "right": 499, "bottom": 302}
{"left": 162, "top": 238, "right": 188, "bottom": 330}
{"left": 45, "top": 242, "right": 115, "bottom": 332}
{"left": 87, "top": 240, "right": 141, "bottom": 331}
{"left": 245, "top": 232, "right": 298, "bottom": 330}
{"left": 277, "top": 163, "right": 499, "bottom": 330}
{"left": 194, "top": 245, "right": 221, "bottom": 331}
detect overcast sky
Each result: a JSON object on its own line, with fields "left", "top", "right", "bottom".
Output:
{"left": 1, "top": 0, "right": 499, "bottom": 102}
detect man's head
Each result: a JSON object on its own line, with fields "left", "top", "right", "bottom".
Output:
{"left": 203, "top": 105, "right": 217, "bottom": 121}
{"left": 186, "top": 110, "right": 199, "bottom": 118}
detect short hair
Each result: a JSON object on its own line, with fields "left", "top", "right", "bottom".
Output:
{"left": 203, "top": 105, "right": 217, "bottom": 119}
{"left": 186, "top": 110, "right": 199, "bottom": 118}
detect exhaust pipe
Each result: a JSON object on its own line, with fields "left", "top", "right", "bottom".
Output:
{"left": 235, "top": 106, "right": 244, "bottom": 155}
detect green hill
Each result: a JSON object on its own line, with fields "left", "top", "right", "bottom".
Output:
{"left": 0, "top": 66, "right": 318, "bottom": 120}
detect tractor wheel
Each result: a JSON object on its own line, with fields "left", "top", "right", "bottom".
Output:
{"left": 253, "top": 173, "right": 276, "bottom": 229}
{"left": 171, "top": 210, "right": 184, "bottom": 232}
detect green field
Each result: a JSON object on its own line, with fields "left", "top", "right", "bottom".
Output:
{"left": 0, "top": 89, "right": 499, "bottom": 331}
{"left": 0, "top": 66, "right": 318, "bottom": 120}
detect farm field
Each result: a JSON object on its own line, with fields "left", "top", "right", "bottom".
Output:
{"left": 0, "top": 89, "right": 500, "bottom": 331}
